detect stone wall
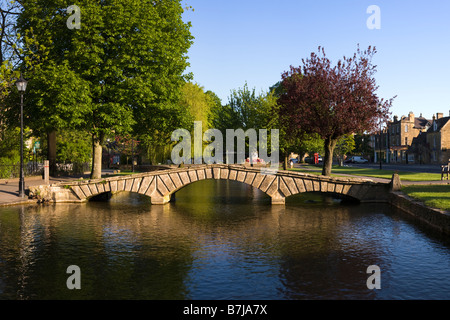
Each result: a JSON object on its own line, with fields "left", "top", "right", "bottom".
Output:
{"left": 389, "top": 192, "right": 450, "bottom": 235}
{"left": 29, "top": 184, "right": 81, "bottom": 203}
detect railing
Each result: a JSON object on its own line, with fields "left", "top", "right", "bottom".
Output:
{"left": 0, "top": 162, "right": 44, "bottom": 179}
{"left": 0, "top": 162, "right": 91, "bottom": 179}
{"left": 55, "top": 162, "right": 90, "bottom": 176}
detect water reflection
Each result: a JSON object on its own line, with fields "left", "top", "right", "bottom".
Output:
{"left": 0, "top": 180, "right": 449, "bottom": 300}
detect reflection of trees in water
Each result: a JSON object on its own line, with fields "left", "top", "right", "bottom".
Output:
{"left": 0, "top": 201, "right": 196, "bottom": 299}
{"left": 0, "top": 182, "right": 421, "bottom": 299}
{"left": 159, "top": 181, "right": 389, "bottom": 299}
{"left": 0, "top": 205, "right": 56, "bottom": 299}
{"left": 276, "top": 202, "right": 389, "bottom": 299}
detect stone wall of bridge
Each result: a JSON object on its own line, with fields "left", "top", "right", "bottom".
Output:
{"left": 28, "top": 165, "right": 392, "bottom": 205}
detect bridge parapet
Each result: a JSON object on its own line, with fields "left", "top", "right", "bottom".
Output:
{"left": 29, "top": 164, "right": 392, "bottom": 205}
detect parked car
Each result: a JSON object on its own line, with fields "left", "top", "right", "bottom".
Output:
{"left": 304, "top": 155, "right": 323, "bottom": 164}
{"left": 345, "top": 156, "right": 368, "bottom": 164}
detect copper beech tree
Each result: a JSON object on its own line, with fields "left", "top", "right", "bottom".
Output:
{"left": 278, "top": 46, "right": 395, "bottom": 176}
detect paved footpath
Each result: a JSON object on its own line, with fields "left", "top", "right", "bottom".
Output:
{"left": 0, "top": 176, "right": 85, "bottom": 207}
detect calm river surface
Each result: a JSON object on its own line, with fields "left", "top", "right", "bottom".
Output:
{"left": 1, "top": 180, "right": 450, "bottom": 300}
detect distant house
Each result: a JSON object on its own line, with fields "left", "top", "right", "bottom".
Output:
{"left": 409, "top": 131, "right": 429, "bottom": 164}
{"left": 426, "top": 114, "right": 450, "bottom": 164}
{"left": 387, "top": 112, "right": 431, "bottom": 163}
{"left": 407, "top": 112, "right": 450, "bottom": 164}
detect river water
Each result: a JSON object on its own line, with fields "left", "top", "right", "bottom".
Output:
{"left": 0, "top": 179, "right": 449, "bottom": 300}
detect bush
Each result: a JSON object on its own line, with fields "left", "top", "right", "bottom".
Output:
{"left": 0, "top": 156, "right": 19, "bottom": 179}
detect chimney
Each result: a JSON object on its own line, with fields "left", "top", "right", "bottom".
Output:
{"left": 436, "top": 113, "right": 443, "bottom": 120}
{"left": 408, "top": 112, "right": 414, "bottom": 121}
{"left": 394, "top": 115, "right": 398, "bottom": 122}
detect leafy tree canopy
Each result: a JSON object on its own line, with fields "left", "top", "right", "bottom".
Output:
{"left": 16, "top": 0, "right": 194, "bottom": 178}
{"left": 278, "top": 45, "right": 395, "bottom": 175}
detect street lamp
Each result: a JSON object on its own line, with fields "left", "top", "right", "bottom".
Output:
{"left": 16, "top": 74, "right": 28, "bottom": 198}
{"left": 379, "top": 120, "right": 383, "bottom": 170}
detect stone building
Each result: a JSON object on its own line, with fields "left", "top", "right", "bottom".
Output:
{"left": 407, "top": 112, "right": 450, "bottom": 164}
{"left": 425, "top": 113, "right": 450, "bottom": 164}
{"left": 388, "top": 112, "right": 431, "bottom": 163}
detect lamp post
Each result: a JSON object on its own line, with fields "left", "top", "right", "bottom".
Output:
{"left": 16, "top": 74, "right": 28, "bottom": 198}
{"left": 379, "top": 121, "right": 383, "bottom": 170}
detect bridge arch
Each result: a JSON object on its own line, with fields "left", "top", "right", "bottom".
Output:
{"left": 62, "top": 165, "right": 390, "bottom": 206}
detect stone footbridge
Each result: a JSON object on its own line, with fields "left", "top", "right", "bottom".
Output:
{"left": 29, "top": 164, "right": 394, "bottom": 205}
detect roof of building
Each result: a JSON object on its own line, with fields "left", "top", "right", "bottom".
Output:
{"left": 414, "top": 117, "right": 432, "bottom": 130}
{"left": 428, "top": 116, "right": 450, "bottom": 133}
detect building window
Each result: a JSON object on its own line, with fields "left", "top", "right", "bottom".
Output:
{"left": 405, "top": 125, "right": 408, "bottom": 133}
{"left": 397, "top": 125, "right": 399, "bottom": 133}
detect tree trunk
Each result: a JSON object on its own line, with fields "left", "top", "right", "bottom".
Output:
{"left": 283, "top": 152, "right": 288, "bottom": 170}
{"left": 47, "top": 131, "right": 57, "bottom": 176}
{"left": 338, "top": 155, "right": 344, "bottom": 167}
{"left": 91, "top": 134, "right": 104, "bottom": 179}
{"left": 322, "top": 137, "right": 338, "bottom": 176}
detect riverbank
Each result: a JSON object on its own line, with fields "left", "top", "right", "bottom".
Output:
{"left": 0, "top": 175, "right": 84, "bottom": 207}
{"left": 401, "top": 185, "right": 450, "bottom": 211}
{"left": 390, "top": 192, "right": 450, "bottom": 236}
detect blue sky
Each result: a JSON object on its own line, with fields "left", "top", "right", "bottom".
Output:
{"left": 182, "top": 0, "right": 450, "bottom": 121}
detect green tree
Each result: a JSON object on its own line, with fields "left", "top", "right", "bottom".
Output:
{"left": 295, "top": 133, "right": 324, "bottom": 163}
{"left": 353, "top": 134, "right": 373, "bottom": 157}
{"left": 17, "top": 0, "right": 193, "bottom": 179}
{"left": 216, "top": 84, "right": 278, "bottom": 163}
{"left": 0, "top": 127, "right": 29, "bottom": 178}
{"left": 334, "top": 134, "right": 355, "bottom": 166}
{"left": 180, "top": 82, "right": 215, "bottom": 129}
{"left": 0, "top": 1, "right": 23, "bottom": 139}
{"left": 226, "top": 83, "right": 275, "bottom": 131}
{"left": 140, "top": 82, "right": 219, "bottom": 165}
{"left": 56, "top": 129, "right": 91, "bottom": 164}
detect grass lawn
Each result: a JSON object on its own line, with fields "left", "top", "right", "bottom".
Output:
{"left": 402, "top": 185, "right": 450, "bottom": 211}
{"left": 289, "top": 165, "right": 442, "bottom": 181}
